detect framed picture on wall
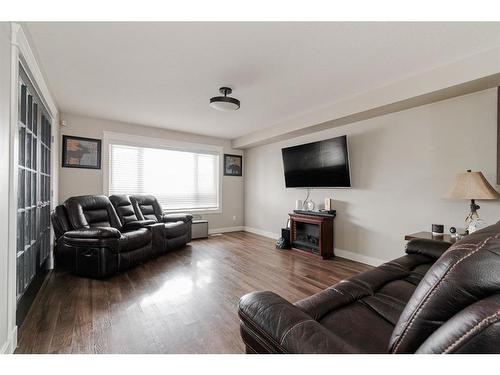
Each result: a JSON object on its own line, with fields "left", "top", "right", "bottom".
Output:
{"left": 224, "top": 154, "right": 243, "bottom": 176}
{"left": 62, "top": 135, "right": 102, "bottom": 169}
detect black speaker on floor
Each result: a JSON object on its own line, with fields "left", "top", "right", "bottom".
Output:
{"left": 276, "top": 228, "right": 291, "bottom": 250}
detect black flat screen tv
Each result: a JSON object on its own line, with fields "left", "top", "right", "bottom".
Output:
{"left": 281, "top": 135, "right": 351, "bottom": 188}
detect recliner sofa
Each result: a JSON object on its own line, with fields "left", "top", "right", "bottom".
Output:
{"left": 130, "top": 194, "right": 192, "bottom": 249}
{"left": 51, "top": 194, "right": 192, "bottom": 279}
{"left": 238, "top": 221, "right": 500, "bottom": 354}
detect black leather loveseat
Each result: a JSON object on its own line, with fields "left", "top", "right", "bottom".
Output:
{"left": 51, "top": 194, "right": 192, "bottom": 278}
{"left": 238, "top": 222, "right": 500, "bottom": 354}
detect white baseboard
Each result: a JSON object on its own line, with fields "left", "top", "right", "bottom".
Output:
{"left": 243, "top": 226, "right": 280, "bottom": 240}
{"left": 334, "top": 249, "right": 385, "bottom": 267}
{"left": 0, "top": 326, "right": 17, "bottom": 354}
{"left": 208, "top": 226, "right": 244, "bottom": 235}
{"left": 242, "top": 226, "right": 385, "bottom": 267}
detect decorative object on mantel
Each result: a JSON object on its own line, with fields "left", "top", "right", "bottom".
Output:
{"left": 445, "top": 169, "right": 500, "bottom": 234}
{"left": 431, "top": 224, "right": 444, "bottom": 235}
{"left": 302, "top": 188, "right": 315, "bottom": 211}
{"left": 223, "top": 154, "right": 242, "bottom": 176}
{"left": 449, "top": 226, "right": 466, "bottom": 240}
{"left": 324, "top": 197, "right": 333, "bottom": 211}
{"left": 295, "top": 200, "right": 302, "bottom": 210}
{"left": 62, "top": 135, "right": 101, "bottom": 169}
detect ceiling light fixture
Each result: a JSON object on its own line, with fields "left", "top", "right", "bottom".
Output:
{"left": 209, "top": 87, "right": 240, "bottom": 111}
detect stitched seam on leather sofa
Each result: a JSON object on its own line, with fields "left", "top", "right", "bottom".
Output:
{"left": 328, "top": 286, "right": 345, "bottom": 296}
{"left": 238, "top": 309, "right": 288, "bottom": 353}
{"left": 446, "top": 244, "right": 477, "bottom": 252}
{"left": 245, "top": 344, "right": 258, "bottom": 354}
{"left": 280, "top": 319, "right": 315, "bottom": 345}
{"left": 358, "top": 299, "right": 396, "bottom": 327}
{"left": 392, "top": 235, "right": 495, "bottom": 352}
{"left": 443, "top": 311, "right": 500, "bottom": 353}
{"left": 308, "top": 286, "right": 358, "bottom": 321}
{"left": 241, "top": 317, "right": 286, "bottom": 353}
{"left": 241, "top": 321, "right": 282, "bottom": 353}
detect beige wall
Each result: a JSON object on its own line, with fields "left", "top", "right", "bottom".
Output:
{"left": 59, "top": 112, "right": 244, "bottom": 230}
{"left": 244, "top": 88, "right": 500, "bottom": 265}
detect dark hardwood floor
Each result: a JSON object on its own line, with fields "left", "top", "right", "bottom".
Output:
{"left": 16, "top": 231, "right": 371, "bottom": 354}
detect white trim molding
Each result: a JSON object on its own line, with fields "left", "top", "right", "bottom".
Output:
{"left": 243, "top": 226, "right": 280, "bottom": 240}
{"left": 11, "top": 23, "right": 58, "bottom": 118}
{"left": 208, "top": 226, "right": 244, "bottom": 235}
{"left": 0, "top": 326, "right": 17, "bottom": 354}
{"left": 333, "top": 249, "right": 385, "bottom": 267}
{"left": 242, "top": 226, "right": 385, "bottom": 267}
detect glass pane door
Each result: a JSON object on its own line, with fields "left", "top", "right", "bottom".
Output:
{"left": 16, "top": 65, "right": 52, "bottom": 321}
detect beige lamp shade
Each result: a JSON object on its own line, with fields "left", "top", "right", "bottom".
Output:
{"left": 445, "top": 171, "right": 500, "bottom": 200}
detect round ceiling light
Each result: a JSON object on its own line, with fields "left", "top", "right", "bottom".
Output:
{"left": 209, "top": 87, "right": 240, "bottom": 111}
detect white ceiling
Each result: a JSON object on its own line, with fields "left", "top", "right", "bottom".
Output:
{"left": 25, "top": 22, "right": 500, "bottom": 140}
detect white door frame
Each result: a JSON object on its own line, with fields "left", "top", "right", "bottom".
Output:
{"left": 5, "top": 22, "right": 58, "bottom": 353}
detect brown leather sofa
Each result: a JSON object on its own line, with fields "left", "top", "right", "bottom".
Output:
{"left": 238, "top": 222, "right": 500, "bottom": 354}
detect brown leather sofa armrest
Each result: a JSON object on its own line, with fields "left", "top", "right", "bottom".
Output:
{"left": 64, "top": 227, "right": 121, "bottom": 239}
{"left": 405, "top": 238, "right": 452, "bottom": 259}
{"left": 416, "top": 294, "right": 500, "bottom": 354}
{"left": 162, "top": 213, "right": 193, "bottom": 223}
{"left": 238, "top": 291, "right": 352, "bottom": 353}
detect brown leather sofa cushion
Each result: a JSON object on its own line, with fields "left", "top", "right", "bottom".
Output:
{"left": 239, "top": 224, "right": 500, "bottom": 354}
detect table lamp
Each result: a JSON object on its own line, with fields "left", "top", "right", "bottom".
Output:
{"left": 444, "top": 170, "right": 500, "bottom": 233}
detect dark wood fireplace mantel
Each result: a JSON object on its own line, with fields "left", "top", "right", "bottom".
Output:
{"left": 289, "top": 212, "right": 335, "bottom": 259}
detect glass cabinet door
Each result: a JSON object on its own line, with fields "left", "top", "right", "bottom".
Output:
{"left": 16, "top": 65, "right": 52, "bottom": 314}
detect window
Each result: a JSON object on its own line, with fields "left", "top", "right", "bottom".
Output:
{"left": 107, "top": 139, "right": 221, "bottom": 212}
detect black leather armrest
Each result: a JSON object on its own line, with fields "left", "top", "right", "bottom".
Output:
{"left": 405, "top": 238, "right": 452, "bottom": 259}
{"left": 62, "top": 227, "right": 121, "bottom": 254}
{"left": 238, "top": 291, "right": 353, "bottom": 353}
{"left": 162, "top": 213, "right": 193, "bottom": 223}
{"left": 122, "top": 220, "right": 157, "bottom": 232}
{"left": 64, "top": 227, "right": 121, "bottom": 239}
{"left": 146, "top": 222, "right": 166, "bottom": 255}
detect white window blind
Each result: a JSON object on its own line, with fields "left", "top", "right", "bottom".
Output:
{"left": 109, "top": 143, "right": 220, "bottom": 211}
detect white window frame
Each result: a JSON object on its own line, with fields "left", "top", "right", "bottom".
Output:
{"left": 102, "top": 131, "right": 223, "bottom": 214}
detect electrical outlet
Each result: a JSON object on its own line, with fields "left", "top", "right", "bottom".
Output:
{"left": 232, "top": 216, "right": 236, "bottom": 221}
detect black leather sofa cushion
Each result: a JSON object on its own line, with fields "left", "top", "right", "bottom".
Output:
{"left": 119, "top": 228, "right": 151, "bottom": 253}
{"left": 165, "top": 221, "right": 190, "bottom": 239}
{"left": 130, "top": 195, "right": 163, "bottom": 221}
{"left": 110, "top": 195, "right": 142, "bottom": 226}
{"left": 65, "top": 195, "right": 121, "bottom": 229}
